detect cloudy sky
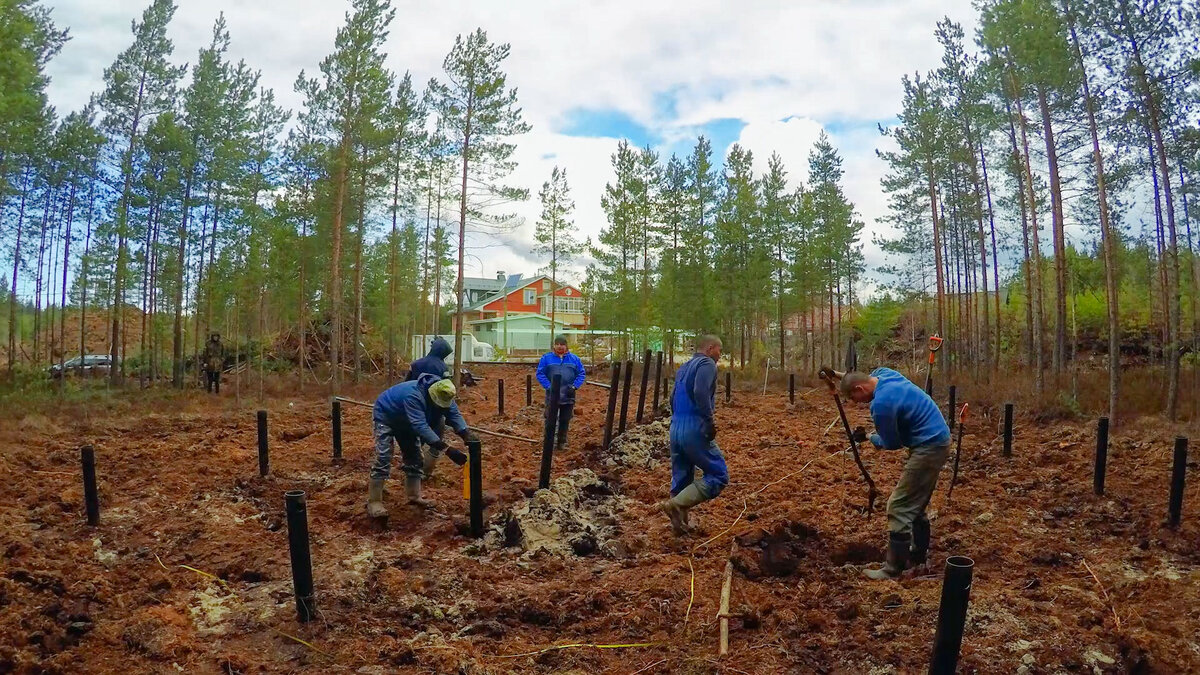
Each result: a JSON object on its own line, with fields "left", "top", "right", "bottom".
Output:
{"left": 43, "top": 0, "right": 979, "bottom": 292}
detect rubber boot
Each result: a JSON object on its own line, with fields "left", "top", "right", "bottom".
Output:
{"left": 422, "top": 448, "right": 439, "bottom": 480}
{"left": 366, "top": 478, "right": 388, "bottom": 519}
{"left": 405, "top": 474, "right": 431, "bottom": 508}
{"left": 911, "top": 516, "right": 930, "bottom": 566}
{"left": 864, "top": 531, "right": 911, "bottom": 580}
{"left": 556, "top": 440, "right": 568, "bottom": 453}
{"left": 660, "top": 482, "right": 708, "bottom": 535}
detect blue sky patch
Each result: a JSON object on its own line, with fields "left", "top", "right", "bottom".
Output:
{"left": 557, "top": 107, "right": 657, "bottom": 145}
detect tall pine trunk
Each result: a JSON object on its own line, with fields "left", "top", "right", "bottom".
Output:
{"left": 1064, "top": 0, "right": 1120, "bottom": 421}
{"left": 172, "top": 170, "right": 193, "bottom": 387}
{"left": 8, "top": 167, "right": 32, "bottom": 373}
{"left": 1011, "top": 73, "right": 1045, "bottom": 395}
{"left": 1037, "top": 87, "right": 1069, "bottom": 377}
{"left": 452, "top": 99, "right": 474, "bottom": 388}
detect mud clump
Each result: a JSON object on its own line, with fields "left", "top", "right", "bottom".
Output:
{"left": 473, "top": 469, "right": 627, "bottom": 559}
{"left": 735, "top": 521, "right": 822, "bottom": 579}
{"left": 605, "top": 419, "right": 669, "bottom": 469}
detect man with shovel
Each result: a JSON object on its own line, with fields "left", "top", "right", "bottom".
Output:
{"left": 840, "top": 368, "right": 950, "bottom": 580}
{"left": 367, "top": 374, "right": 478, "bottom": 519}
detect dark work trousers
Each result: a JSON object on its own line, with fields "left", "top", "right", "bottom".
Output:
{"left": 547, "top": 403, "right": 574, "bottom": 447}
{"left": 206, "top": 370, "right": 221, "bottom": 394}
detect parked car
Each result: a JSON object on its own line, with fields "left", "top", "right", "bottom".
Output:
{"left": 48, "top": 354, "right": 115, "bottom": 379}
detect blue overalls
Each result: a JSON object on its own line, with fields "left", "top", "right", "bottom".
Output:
{"left": 669, "top": 353, "right": 728, "bottom": 498}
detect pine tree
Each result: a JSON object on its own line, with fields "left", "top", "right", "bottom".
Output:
{"left": 427, "top": 28, "right": 531, "bottom": 386}
{"left": 384, "top": 73, "right": 425, "bottom": 379}
{"left": 97, "top": 0, "right": 186, "bottom": 383}
{"left": 534, "top": 166, "right": 583, "bottom": 348}
{"left": 760, "top": 152, "right": 793, "bottom": 366}
{"left": 297, "top": 0, "right": 395, "bottom": 389}
{"left": 0, "top": 0, "right": 66, "bottom": 200}
{"left": 595, "top": 140, "right": 640, "bottom": 352}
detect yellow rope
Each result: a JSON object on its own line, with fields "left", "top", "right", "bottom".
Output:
{"left": 685, "top": 557, "right": 695, "bottom": 624}
{"left": 271, "top": 628, "right": 332, "bottom": 656}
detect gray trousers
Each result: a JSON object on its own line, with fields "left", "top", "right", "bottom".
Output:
{"left": 886, "top": 442, "right": 950, "bottom": 534}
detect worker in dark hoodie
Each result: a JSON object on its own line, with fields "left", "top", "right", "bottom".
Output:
{"left": 367, "top": 374, "right": 477, "bottom": 518}
{"left": 536, "top": 336, "right": 586, "bottom": 452}
{"left": 406, "top": 337, "right": 454, "bottom": 477}
{"left": 407, "top": 336, "right": 453, "bottom": 381}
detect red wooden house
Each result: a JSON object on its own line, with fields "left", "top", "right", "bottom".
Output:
{"left": 457, "top": 274, "right": 589, "bottom": 330}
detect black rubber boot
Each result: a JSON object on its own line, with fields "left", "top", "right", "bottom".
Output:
{"left": 864, "top": 531, "right": 912, "bottom": 580}
{"left": 911, "top": 516, "right": 930, "bottom": 566}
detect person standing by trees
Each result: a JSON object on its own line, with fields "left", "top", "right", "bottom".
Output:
{"left": 536, "top": 335, "right": 585, "bottom": 452}
{"left": 203, "top": 333, "right": 223, "bottom": 394}
{"left": 840, "top": 368, "right": 950, "bottom": 580}
{"left": 661, "top": 335, "right": 727, "bottom": 535}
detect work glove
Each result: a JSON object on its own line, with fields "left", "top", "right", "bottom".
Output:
{"left": 445, "top": 448, "right": 468, "bottom": 466}
{"left": 703, "top": 419, "right": 716, "bottom": 442}
{"left": 851, "top": 426, "right": 868, "bottom": 444}
{"left": 428, "top": 438, "right": 448, "bottom": 452}
{"left": 460, "top": 430, "right": 479, "bottom": 444}
{"left": 869, "top": 433, "right": 885, "bottom": 449}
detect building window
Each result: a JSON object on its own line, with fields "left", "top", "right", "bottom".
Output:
{"left": 551, "top": 297, "right": 584, "bottom": 314}
{"left": 523, "top": 289, "right": 536, "bottom": 305}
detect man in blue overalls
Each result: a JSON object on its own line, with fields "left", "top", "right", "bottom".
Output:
{"left": 536, "top": 336, "right": 587, "bottom": 452}
{"left": 660, "top": 335, "right": 727, "bottom": 535}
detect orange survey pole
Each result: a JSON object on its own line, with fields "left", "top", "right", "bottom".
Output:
{"left": 924, "top": 334, "right": 944, "bottom": 396}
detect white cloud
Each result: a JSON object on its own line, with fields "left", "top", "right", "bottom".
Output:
{"left": 42, "top": 0, "right": 978, "bottom": 294}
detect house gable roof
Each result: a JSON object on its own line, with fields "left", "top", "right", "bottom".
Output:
{"left": 465, "top": 274, "right": 550, "bottom": 311}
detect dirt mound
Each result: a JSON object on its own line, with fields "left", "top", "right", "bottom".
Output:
{"left": 605, "top": 419, "right": 669, "bottom": 469}
{"left": 471, "top": 469, "right": 627, "bottom": 559}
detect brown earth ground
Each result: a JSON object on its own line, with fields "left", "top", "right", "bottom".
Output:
{"left": 0, "top": 366, "right": 1197, "bottom": 674}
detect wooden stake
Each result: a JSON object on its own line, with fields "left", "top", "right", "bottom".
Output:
{"left": 719, "top": 541, "right": 736, "bottom": 656}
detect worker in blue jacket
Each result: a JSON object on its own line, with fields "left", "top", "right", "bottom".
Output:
{"left": 367, "top": 374, "right": 476, "bottom": 518}
{"left": 536, "top": 336, "right": 587, "bottom": 452}
{"left": 660, "top": 335, "right": 727, "bottom": 535}
{"left": 841, "top": 367, "right": 951, "bottom": 580}
{"left": 407, "top": 336, "right": 453, "bottom": 381}
{"left": 406, "top": 336, "right": 454, "bottom": 477}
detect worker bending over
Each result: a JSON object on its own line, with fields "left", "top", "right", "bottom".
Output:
{"left": 660, "top": 335, "right": 728, "bottom": 535}
{"left": 841, "top": 368, "right": 950, "bottom": 580}
{"left": 367, "top": 374, "right": 476, "bottom": 518}
{"left": 536, "top": 336, "right": 586, "bottom": 452}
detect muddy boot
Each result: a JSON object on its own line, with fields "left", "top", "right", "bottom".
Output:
{"left": 911, "top": 516, "right": 930, "bottom": 567}
{"left": 366, "top": 478, "right": 388, "bottom": 519}
{"left": 864, "top": 531, "right": 911, "bottom": 580}
{"left": 422, "top": 448, "right": 439, "bottom": 480}
{"left": 405, "top": 474, "right": 431, "bottom": 509}
{"left": 556, "top": 440, "right": 568, "bottom": 454}
{"left": 660, "top": 483, "right": 708, "bottom": 536}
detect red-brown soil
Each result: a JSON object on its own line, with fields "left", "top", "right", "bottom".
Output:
{"left": 0, "top": 367, "right": 1197, "bottom": 673}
